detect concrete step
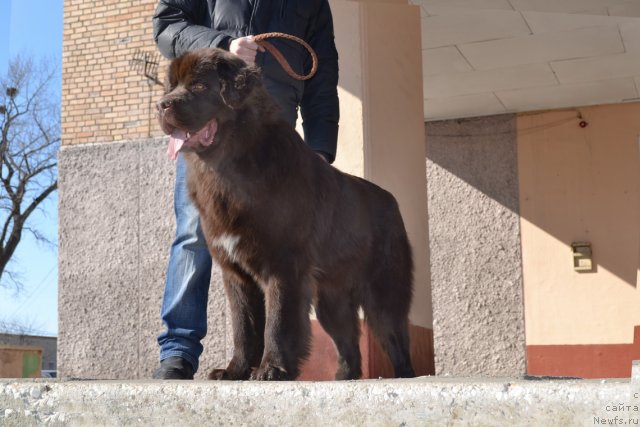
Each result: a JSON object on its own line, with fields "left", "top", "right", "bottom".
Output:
{"left": 0, "top": 377, "right": 636, "bottom": 426}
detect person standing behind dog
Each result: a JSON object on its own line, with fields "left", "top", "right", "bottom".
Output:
{"left": 152, "top": 0, "right": 340, "bottom": 379}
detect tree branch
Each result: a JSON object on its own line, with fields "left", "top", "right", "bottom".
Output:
{"left": 0, "top": 55, "right": 60, "bottom": 292}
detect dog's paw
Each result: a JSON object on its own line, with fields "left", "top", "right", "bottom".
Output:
{"left": 207, "top": 368, "right": 232, "bottom": 380}
{"left": 335, "top": 365, "right": 362, "bottom": 381}
{"left": 249, "top": 365, "right": 291, "bottom": 381}
{"left": 208, "top": 367, "right": 251, "bottom": 380}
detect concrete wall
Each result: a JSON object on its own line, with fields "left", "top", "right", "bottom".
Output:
{"left": 59, "top": 0, "right": 234, "bottom": 381}
{"left": 57, "top": 139, "right": 231, "bottom": 379}
{"left": 426, "top": 114, "right": 526, "bottom": 376}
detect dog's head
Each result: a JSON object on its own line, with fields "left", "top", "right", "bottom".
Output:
{"left": 157, "top": 48, "right": 261, "bottom": 154}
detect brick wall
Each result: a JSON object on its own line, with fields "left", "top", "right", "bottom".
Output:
{"left": 62, "top": 0, "right": 168, "bottom": 146}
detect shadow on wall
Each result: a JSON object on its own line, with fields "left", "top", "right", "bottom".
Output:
{"left": 517, "top": 106, "right": 639, "bottom": 289}
{"left": 425, "top": 113, "right": 527, "bottom": 376}
{"left": 426, "top": 108, "right": 639, "bottom": 289}
{"left": 426, "top": 114, "right": 519, "bottom": 214}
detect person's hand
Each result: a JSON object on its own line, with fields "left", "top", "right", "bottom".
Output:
{"left": 229, "top": 36, "right": 264, "bottom": 65}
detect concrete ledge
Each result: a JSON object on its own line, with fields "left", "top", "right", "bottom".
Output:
{"left": 0, "top": 377, "right": 636, "bottom": 426}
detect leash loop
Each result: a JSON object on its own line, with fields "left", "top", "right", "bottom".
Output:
{"left": 254, "top": 32, "right": 318, "bottom": 81}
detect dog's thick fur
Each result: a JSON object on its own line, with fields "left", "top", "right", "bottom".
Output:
{"left": 158, "top": 48, "right": 415, "bottom": 381}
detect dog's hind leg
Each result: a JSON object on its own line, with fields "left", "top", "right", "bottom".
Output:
{"left": 365, "top": 311, "right": 415, "bottom": 378}
{"left": 315, "top": 287, "right": 362, "bottom": 380}
{"left": 209, "top": 267, "right": 265, "bottom": 380}
{"left": 363, "top": 275, "right": 415, "bottom": 378}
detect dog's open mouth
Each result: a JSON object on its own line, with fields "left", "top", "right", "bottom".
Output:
{"left": 166, "top": 117, "right": 218, "bottom": 161}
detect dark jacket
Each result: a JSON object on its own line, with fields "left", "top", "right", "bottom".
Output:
{"left": 153, "top": 0, "right": 339, "bottom": 162}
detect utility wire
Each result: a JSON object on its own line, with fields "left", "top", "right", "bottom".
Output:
{"left": 8, "top": 264, "right": 56, "bottom": 320}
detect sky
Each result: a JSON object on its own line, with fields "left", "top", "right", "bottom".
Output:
{"left": 0, "top": 0, "right": 63, "bottom": 336}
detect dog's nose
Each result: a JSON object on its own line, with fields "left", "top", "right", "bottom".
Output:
{"left": 157, "top": 99, "right": 172, "bottom": 112}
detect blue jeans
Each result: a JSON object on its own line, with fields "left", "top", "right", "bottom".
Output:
{"left": 157, "top": 153, "right": 212, "bottom": 372}
{"left": 158, "top": 80, "right": 297, "bottom": 373}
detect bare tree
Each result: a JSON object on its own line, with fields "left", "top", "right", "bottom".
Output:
{"left": 0, "top": 316, "right": 47, "bottom": 337}
{"left": 0, "top": 56, "right": 60, "bottom": 291}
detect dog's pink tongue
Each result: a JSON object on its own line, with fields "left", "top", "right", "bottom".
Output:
{"left": 167, "top": 129, "right": 188, "bottom": 161}
{"left": 166, "top": 119, "right": 218, "bottom": 161}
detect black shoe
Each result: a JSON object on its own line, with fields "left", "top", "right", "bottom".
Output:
{"left": 152, "top": 356, "right": 195, "bottom": 380}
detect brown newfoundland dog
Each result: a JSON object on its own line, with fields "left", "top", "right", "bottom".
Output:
{"left": 157, "top": 48, "right": 415, "bottom": 381}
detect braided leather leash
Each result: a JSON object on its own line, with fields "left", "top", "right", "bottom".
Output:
{"left": 254, "top": 32, "right": 318, "bottom": 81}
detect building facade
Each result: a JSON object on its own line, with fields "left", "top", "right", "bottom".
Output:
{"left": 58, "top": 0, "right": 640, "bottom": 379}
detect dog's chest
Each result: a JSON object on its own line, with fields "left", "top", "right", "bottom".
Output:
{"left": 210, "top": 233, "right": 242, "bottom": 263}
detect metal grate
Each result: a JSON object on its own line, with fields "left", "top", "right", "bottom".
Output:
{"left": 130, "top": 49, "right": 162, "bottom": 86}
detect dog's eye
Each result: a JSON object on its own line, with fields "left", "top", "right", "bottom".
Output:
{"left": 191, "top": 82, "right": 207, "bottom": 92}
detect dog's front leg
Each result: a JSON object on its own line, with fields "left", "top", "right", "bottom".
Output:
{"left": 250, "top": 274, "right": 312, "bottom": 381}
{"left": 209, "top": 268, "right": 265, "bottom": 380}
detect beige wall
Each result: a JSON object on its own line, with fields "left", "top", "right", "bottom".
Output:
{"left": 518, "top": 103, "right": 640, "bottom": 345}
{"left": 331, "top": 0, "right": 365, "bottom": 178}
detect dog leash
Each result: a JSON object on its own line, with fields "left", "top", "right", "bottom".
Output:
{"left": 254, "top": 32, "right": 318, "bottom": 81}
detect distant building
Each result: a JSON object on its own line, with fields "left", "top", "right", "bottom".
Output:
{"left": 0, "top": 333, "right": 57, "bottom": 372}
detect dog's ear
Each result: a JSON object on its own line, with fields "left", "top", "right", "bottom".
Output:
{"left": 218, "top": 58, "right": 261, "bottom": 110}
{"left": 165, "top": 57, "right": 180, "bottom": 93}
